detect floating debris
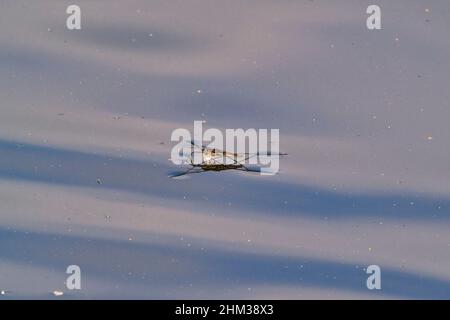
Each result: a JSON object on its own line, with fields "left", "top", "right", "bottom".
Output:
{"left": 96, "top": 178, "right": 102, "bottom": 185}
{"left": 53, "top": 290, "right": 64, "bottom": 297}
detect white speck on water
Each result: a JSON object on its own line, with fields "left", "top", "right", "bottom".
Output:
{"left": 53, "top": 290, "right": 64, "bottom": 297}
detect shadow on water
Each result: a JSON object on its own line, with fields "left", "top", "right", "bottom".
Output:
{"left": 0, "top": 139, "right": 448, "bottom": 220}
{"left": 0, "top": 226, "right": 449, "bottom": 299}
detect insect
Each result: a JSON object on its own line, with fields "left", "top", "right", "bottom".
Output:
{"left": 168, "top": 140, "right": 287, "bottom": 178}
